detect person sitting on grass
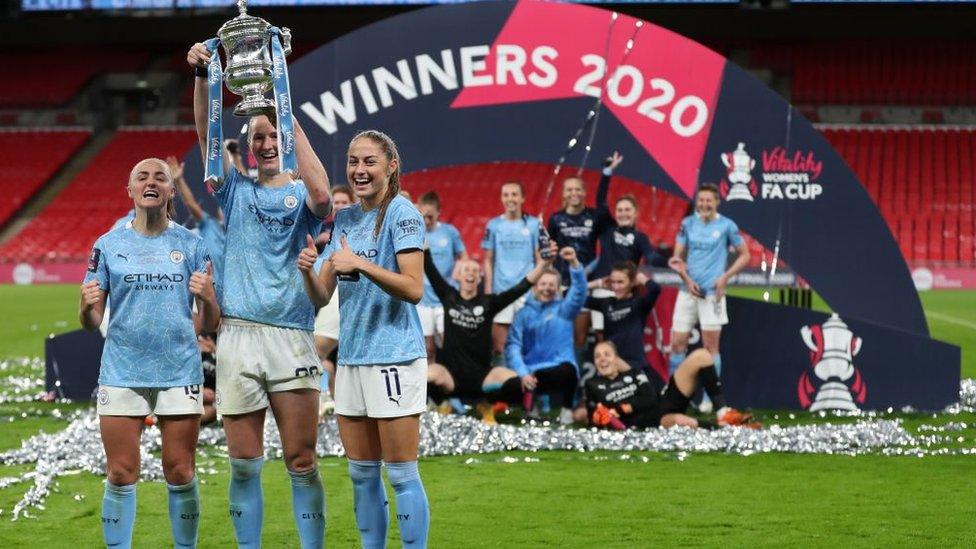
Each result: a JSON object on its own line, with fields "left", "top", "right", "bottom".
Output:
{"left": 585, "top": 341, "right": 758, "bottom": 429}
{"left": 505, "top": 247, "right": 588, "bottom": 424}
{"left": 424, "top": 243, "right": 555, "bottom": 423}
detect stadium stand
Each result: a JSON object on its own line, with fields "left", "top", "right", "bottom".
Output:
{"left": 0, "top": 128, "right": 91, "bottom": 230}
{"left": 0, "top": 49, "right": 153, "bottom": 108}
{"left": 821, "top": 126, "right": 975, "bottom": 265}
{"left": 0, "top": 127, "right": 197, "bottom": 263}
{"left": 747, "top": 40, "right": 976, "bottom": 106}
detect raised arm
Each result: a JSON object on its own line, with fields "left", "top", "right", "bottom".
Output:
{"left": 559, "top": 247, "right": 588, "bottom": 318}
{"left": 424, "top": 248, "right": 455, "bottom": 301}
{"left": 187, "top": 42, "right": 212, "bottom": 169}
{"left": 595, "top": 152, "right": 622, "bottom": 212}
{"left": 482, "top": 249, "right": 494, "bottom": 294}
{"left": 635, "top": 272, "right": 662, "bottom": 316}
{"left": 224, "top": 139, "right": 245, "bottom": 176}
{"left": 490, "top": 241, "right": 556, "bottom": 314}
{"left": 169, "top": 156, "right": 204, "bottom": 222}
{"left": 293, "top": 117, "right": 331, "bottom": 218}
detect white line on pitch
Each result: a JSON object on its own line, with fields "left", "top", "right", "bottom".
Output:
{"left": 925, "top": 311, "right": 976, "bottom": 331}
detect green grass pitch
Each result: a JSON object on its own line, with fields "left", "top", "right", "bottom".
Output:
{"left": 0, "top": 284, "right": 974, "bottom": 546}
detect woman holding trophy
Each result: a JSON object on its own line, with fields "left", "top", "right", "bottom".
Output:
{"left": 187, "top": 4, "right": 332, "bottom": 545}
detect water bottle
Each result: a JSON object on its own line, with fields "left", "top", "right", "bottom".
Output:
{"left": 538, "top": 223, "right": 552, "bottom": 260}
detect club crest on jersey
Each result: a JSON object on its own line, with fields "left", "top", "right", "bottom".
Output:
{"left": 584, "top": 219, "right": 593, "bottom": 227}
{"left": 521, "top": 228, "right": 530, "bottom": 236}
{"left": 170, "top": 250, "right": 185, "bottom": 264}
{"left": 284, "top": 195, "right": 299, "bottom": 209}
{"left": 438, "top": 238, "right": 448, "bottom": 247}
{"left": 97, "top": 387, "right": 109, "bottom": 405}
{"left": 472, "top": 305, "right": 485, "bottom": 316}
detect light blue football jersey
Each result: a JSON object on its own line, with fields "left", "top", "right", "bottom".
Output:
{"left": 110, "top": 209, "right": 136, "bottom": 231}
{"left": 84, "top": 221, "right": 208, "bottom": 387}
{"left": 481, "top": 215, "right": 539, "bottom": 293}
{"left": 322, "top": 195, "right": 426, "bottom": 366}
{"left": 420, "top": 222, "right": 465, "bottom": 306}
{"left": 197, "top": 212, "right": 226, "bottom": 300}
{"left": 676, "top": 214, "right": 744, "bottom": 294}
{"left": 214, "top": 168, "right": 323, "bottom": 330}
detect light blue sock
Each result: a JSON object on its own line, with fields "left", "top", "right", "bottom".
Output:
{"left": 668, "top": 352, "right": 686, "bottom": 375}
{"left": 348, "top": 460, "right": 388, "bottom": 549}
{"left": 102, "top": 481, "right": 136, "bottom": 549}
{"left": 167, "top": 477, "right": 200, "bottom": 548}
{"left": 288, "top": 468, "right": 325, "bottom": 549}
{"left": 229, "top": 456, "right": 264, "bottom": 548}
{"left": 386, "top": 461, "right": 429, "bottom": 549}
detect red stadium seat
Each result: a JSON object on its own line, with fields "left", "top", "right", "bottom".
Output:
{"left": 0, "top": 127, "right": 197, "bottom": 263}
{"left": 0, "top": 48, "right": 152, "bottom": 108}
{"left": 821, "top": 126, "right": 976, "bottom": 266}
{"left": 746, "top": 40, "right": 976, "bottom": 106}
{"left": 0, "top": 128, "right": 91, "bottom": 231}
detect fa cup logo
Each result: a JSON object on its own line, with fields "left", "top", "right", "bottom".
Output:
{"left": 720, "top": 142, "right": 758, "bottom": 202}
{"left": 797, "top": 314, "right": 867, "bottom": 411}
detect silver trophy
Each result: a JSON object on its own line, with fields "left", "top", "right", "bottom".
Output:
{"left": 217, "top": 0, "right": 292, "bottom": 117}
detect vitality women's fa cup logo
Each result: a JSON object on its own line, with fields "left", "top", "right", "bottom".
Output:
{"left": 720, "top": 142, "right": 758, "bottom": 202}
{"left": 797, "top": 314, "right": 867, "bottom": 411}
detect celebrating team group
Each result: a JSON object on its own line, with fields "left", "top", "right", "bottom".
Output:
{"left": 77, "top": 41, "right": 751, "bottom": 549}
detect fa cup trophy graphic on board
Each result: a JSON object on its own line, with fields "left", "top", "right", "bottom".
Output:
{"left": 720, "top": 142, "right": 757, "bottom": 202}
{"left": 797, "top": 314, "right": 867, "bottom": 411}
{"left": 202, "top": 0, "right": 296, "bottom": 186}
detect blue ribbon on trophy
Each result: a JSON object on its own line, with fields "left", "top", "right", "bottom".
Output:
{"left": 269, "top": 26, "right": 297, "bottom": 176}
{"left": 204, "top": 37, "right": 224, "bottom": 187}
{"left": 203, "top": 0, "right": 295, "bottom": 187}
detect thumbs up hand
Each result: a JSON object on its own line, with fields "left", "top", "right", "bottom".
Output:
{"left": 329, "top": 235, "right": 362, "bottom": 275}
{"left": 190, "top": 260, "right": 216, "bottom": 302}
{"left": 297, "top": 234, "right": 318, "bottom": 272}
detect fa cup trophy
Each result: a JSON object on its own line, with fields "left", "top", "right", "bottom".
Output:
{"left": 202, "top": 0, "right": 296, "bottom": 185}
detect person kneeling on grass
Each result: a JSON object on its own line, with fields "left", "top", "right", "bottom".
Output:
{"left": 585, "top": 341, "right": 758, "bottom": 429}
{"left": 505, "top": 247, "right": 588, "bottom": 424}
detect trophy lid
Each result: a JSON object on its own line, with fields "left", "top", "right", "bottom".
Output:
{"left": 217, "top": 0, "right": 270, "bottom": 42}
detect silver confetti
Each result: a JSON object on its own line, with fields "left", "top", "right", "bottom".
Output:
{"left": 1, "top": 355, "right": 974, "bottom": 521}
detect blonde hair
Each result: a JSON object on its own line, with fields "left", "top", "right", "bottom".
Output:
{"left": 129, "top": 157, "right": 175, "bottom": 219}
{"left": 350, "top": 130, "right": 401, "bottom": 238}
